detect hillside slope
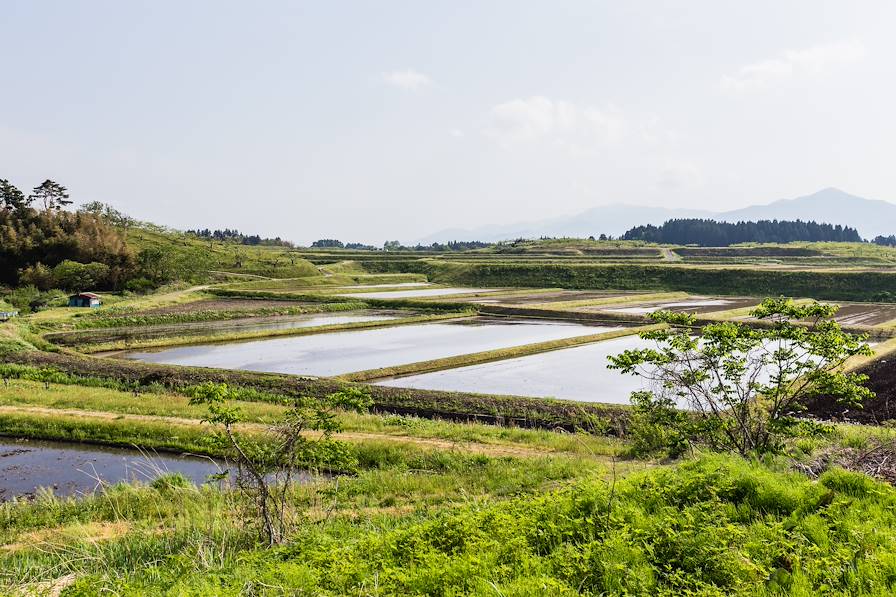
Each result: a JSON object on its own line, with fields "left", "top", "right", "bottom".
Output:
{"left": 125, "top": 225, "right": 320, "bottom": 281}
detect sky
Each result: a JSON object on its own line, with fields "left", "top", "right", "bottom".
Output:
{"left": 3, "top": 1, "right": 896, "bottom": 245}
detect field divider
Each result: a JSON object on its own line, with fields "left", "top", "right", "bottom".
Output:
{"left": 409, "top": 287, "right": 561, "bottom": 302}
{"left": 522, "top": 291, "right": 690, "bottom": 311}
{"left": 77, "top": 311, "right": 477, "bottom": 354}
{"left": 842, "top": 336, "right": 896, "bottom": 373}
{"left": 697, "top": 298, "right": 813, "bottom": 321}
{"left": 337, "top": 323, "right": 667, "bottom": 383}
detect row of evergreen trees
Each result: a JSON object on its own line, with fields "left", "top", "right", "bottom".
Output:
{"left": 622, "top": 219, "right": 862, "bottom": 246}
{"left": 872, "top": 235, "right": 896, "bottom": 247}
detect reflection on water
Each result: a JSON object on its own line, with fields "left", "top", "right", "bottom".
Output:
{"left": 205, "top": 313, "right": 399, "bottom": 334}
{"left": 337, "top": 287, "right": 500, "bottom": 299}
{"left": 605, "top": 299, "right": 734, "bottom": 315}
{"left": 121, "top": 318, "right": 623, "bottom": 377}
{"left": 0, "top": 439, "right": 225, "bottom": 501}
{"left": 333, "top": 282, "right": 431, "bottom": 289}
{"left": 376, "top": 334, "right": 650, "bottom": 403}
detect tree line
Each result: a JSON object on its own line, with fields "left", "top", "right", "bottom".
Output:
{"left": 187, "top": 228, "right": 293, "bottom": 247}
{"left": 621, "top": 218, "right": 862, "bottom": 246}
{"left": 1, "top": 179, "right": 136, "bottom": 291}
{"left": 872, "top": 235, "right": 896, "bottom": 247}
{"left": 311, "top": 239, "right": 491, "bottom": 251}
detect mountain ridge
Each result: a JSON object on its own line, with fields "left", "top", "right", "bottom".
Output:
{"left": 417, "top": 188, "right": 896, "bottom": 243}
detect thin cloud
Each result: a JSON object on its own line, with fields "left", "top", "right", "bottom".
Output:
{"left": 721, "top": 40, "right": 866, "bottom": 93}
{"left": 486, "top": 96, "right": 626, "bottom": 145}
{"left": 381, "top": 69, "right": 433, "bottom": 91}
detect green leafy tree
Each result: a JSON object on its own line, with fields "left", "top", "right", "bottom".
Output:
{"left": 608, "top": 298, "right": 874, "bottom": 455}
{"left": 189, "top": 383, "right": 372, "bottom": 546}
{"left": 51, "top": 260, "right": 95, "bottom": 291}
{"left": 29, "top": 179, "right": 72, "bottom": 211}
{"left": 136, "top": 247, "right": 172, "bottom": 282}
{"left": 0, "top": 179, "right": 27, "bottom": 211}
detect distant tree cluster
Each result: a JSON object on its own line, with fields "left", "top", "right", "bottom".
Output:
{"left": 311, "top": 239, "right": 344, "bottom": 248}
{"left": 872, "top": 235, "right": 896, "bottom": 247}
{"left": 622, "top": 218, "right": 862, "bottom": 246}
{"left": 188, "top": 228, "right": 293, "bottom": 247}
{"left": 420, "top": 240, "right": 491, "bottom": 251}
{"left": 312, "top": 239, "right": 491, "bottom": 251}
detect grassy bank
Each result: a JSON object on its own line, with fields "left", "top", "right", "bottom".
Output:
{"left": 0, "top": 380, "right": 623, "bottom": 456}
{"left": 363, "top": 259, "right": 896, "bottom": 302}
{"left": 0, "top": 353, "right": 629, "bottom": 430}
{"left": 55, "top": 300, "right": 369, "bottom": 331}
{"left": 67, "top": 311, "right": 476, "bottom": 353}
{"left": 4, "top": 452, "right": 896, "bottom": 595}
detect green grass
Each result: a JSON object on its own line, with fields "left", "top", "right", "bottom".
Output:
{"left": 73, "top": 310, "right": 475, "bottom": 353}
{"left": 42, "top": 301, "right": 368, "bottom": 335}
{"left": 0, "top": 380, "right": 622, "bottom": 457}
{"left": 5, "top": 453, "right": 896, "bottom": 595}
{"left": 360, "top": 257, "right": 896, "bottom": 302}
{"left": 221, "top": 272, "right": 428, "bottom": 291}
{"left": 125, "top": 226, "right": 321, "bottom": 281}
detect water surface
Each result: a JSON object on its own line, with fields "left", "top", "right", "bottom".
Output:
{"left": 605, "top": 299, "right": 734, "bottom": 315}
{"left": 207, "top": 312, "right": 399, "bottom": 334}
{"left": 333, "top": 282, "right": 431, "bottom": 289}
{"left": 377, "top": 334, "right": 655, "bottom": 404}
{"left": 337, "top": 287, "right": 500, "bottom": 299}
{"left": 0, "top": 439, "right": 225, "bottom": 501}
{"left": 121, "top": 318, "right": 623, "bottom": 377}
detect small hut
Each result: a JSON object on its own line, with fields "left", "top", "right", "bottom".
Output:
{"left": 68, "top": 292, "right": 102, "bottom": 308}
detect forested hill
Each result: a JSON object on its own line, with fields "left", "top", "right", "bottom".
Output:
{"left": 621, "top": 218, "right": 862, "bottom": 246}
{"left": 1, "top": 177, "right": 321, "bottom": 298}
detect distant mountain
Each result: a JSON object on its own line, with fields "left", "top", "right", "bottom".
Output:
{"left": 715, "top": 188, "right": 896, "bottom": 239}
{"left": 417, "top": 188, "right": 896, "bottom": 243}
{"left": 416, "top": 205, "right": 713, "bottom": 244}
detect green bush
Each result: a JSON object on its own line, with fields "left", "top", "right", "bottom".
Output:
{"left": 64, "top": 454, "right": 896, "bottom": 595}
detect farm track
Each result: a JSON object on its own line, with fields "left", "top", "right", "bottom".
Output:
{"left": 0, "top": 405, "right": 575, "bottom": 459}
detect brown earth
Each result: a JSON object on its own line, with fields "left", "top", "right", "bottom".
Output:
{"left": 449, "top": 290, "right": 634, "bottom": 306}
{"left": 831, "top": 304, "right": 896, "bottom": 327}
{"left": 575, "top": 297, "right": 760, "bottom": 316}
{"left": 806, "top": 356, "right": 896, "bottom": 423}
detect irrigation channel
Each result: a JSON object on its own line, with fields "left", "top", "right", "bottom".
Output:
{"left": 0, "top": 439, "right": 231, "bottom": 501}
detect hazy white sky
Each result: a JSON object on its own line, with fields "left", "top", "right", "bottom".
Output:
{"left": 3, "top": 1, "right": 895, "bottom": 244}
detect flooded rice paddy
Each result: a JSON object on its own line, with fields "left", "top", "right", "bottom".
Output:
{"left": 377, "top": 334, "right": 651, "bottom": 403}
{"left": 599, "top": 297, "right": 757, "bottom": 315}
{"left": 51, "top": 311, "right": 405, "bottom": 346}
{"left": 831, "top": 303, "right": 896, "bottom": 327}
{"left": 333, "top": 282, "right": 431, "bottom": 289}
{"left": 0, "top": 439, "right": 225, "bottom": 501}
{"left": 121, "top": 317, "right": 623, "bottom": 377}
{"left": 336, "top": 287, "right": 501, "bottom": 299}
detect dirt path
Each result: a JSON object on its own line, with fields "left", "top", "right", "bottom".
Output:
{"left": 0, "top": 405, "right": 567, "bottom": 459}
{"left": 659, "top": 248, "right": 682, "bottom": 262}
